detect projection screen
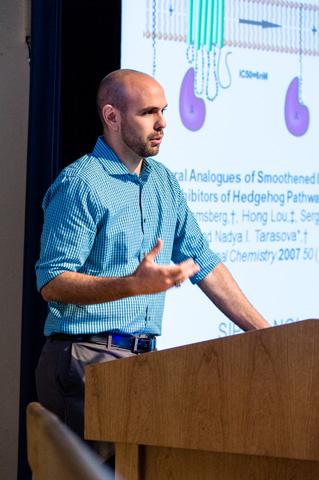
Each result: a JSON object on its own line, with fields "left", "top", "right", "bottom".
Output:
{"left": 121, "top": 0, "right": 319, "bottom": 349}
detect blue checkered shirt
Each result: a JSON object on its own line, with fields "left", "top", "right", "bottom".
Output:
{"left": 36, "top": 137, "right": 221, "bottom": 336}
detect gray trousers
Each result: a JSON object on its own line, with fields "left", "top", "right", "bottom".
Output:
{"left": 35, "top": 338, "right": 136, "bottom": 457}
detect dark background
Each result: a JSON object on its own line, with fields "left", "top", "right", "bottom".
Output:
{"left": 18, "top": 1, "right": 121, "bottom": 478}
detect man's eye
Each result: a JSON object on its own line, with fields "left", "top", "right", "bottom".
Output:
{"left": 142, "top": 108, "right": 166, "bottom": 115}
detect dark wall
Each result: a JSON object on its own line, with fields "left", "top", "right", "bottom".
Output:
{"left": 19, "top": 2, "right": 121, "bottom": 478}
{"left": 62, "top": 0, "right": 121, "bottom": 165}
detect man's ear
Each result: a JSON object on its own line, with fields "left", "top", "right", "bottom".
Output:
{"left": 102, "top": 104, "right": 120, "bottom": 131}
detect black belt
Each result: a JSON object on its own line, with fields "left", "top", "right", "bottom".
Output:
{"left": 50, "top": 333, "right": 156, "bottom": 354}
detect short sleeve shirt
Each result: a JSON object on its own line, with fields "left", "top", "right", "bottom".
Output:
{"left": 35, "top": 137, "right": 221, "bottom": 336}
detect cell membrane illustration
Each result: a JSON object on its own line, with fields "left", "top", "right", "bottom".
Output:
{"left": 144, "top": 0, "right": 319, "bottom": 56}
{"left": 144, "top": 0, "right": 318, "bottom": 135}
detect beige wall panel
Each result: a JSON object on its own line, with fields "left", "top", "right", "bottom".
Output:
{"left": 0, "top": 0, "right": 30, "bottom": 478}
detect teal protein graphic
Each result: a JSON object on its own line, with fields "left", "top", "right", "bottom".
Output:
{"left": 188, "top": 0, "right": 225, "bottom": 50}
{"left": 180, "top": 0, "right": 230, "bottom": 131}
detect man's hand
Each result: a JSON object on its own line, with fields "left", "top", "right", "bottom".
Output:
{"left": 132, "top": 239, "right": 200, "bottom": 294}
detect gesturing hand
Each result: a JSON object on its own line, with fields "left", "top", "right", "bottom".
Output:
{"left": 133, "top": 239, "right": 200, "bottom": 295}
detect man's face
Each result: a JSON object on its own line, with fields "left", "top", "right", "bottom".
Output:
{"left": 118, "top": 77, "right": 168, "bottom": 159}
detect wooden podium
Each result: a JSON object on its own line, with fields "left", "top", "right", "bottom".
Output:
{"left": 85, "top": 320, "right": 319, "bottom": 479}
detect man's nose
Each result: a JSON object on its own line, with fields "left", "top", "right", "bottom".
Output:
{"left": 155, "top": 112, "right": 166, "bottom": 130}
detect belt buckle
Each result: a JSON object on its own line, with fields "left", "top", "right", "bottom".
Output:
{"left": 132, "top": 335, "right": 156, "bottom": 354}
{"left": 133, "top": 337, "right": 139, "bottom": 353}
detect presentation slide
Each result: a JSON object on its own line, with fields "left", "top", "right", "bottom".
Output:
{"left": 121, "top": 0, "right": 319, "bottom": 349}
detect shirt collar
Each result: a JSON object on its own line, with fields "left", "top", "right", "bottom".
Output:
{"left": 92, "top": 136, "right": 152, "bottom": 180}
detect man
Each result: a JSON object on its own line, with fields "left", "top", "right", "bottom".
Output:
{"left": 35, "top": 69, "right": 269, "bottom": 444}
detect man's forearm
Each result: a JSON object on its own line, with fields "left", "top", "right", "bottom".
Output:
{"left": 198, "top": 263, "right": 270, "bottom": 331}
{"left": 40, "top": 240, "right": 200, "bottom": 304}
{"left": 41, "top": 271, "right": 137, "bottom": 304}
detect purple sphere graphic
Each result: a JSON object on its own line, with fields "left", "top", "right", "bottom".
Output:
{"left": 284, "top": 77, "right": 309, "bottom": 137}
{"left": 179, "top": 68, "right": 206, "bottom": 131}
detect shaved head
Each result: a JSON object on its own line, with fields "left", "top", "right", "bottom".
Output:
{"left": 96, "top": 69, "right": 156, "bottom": 122}
{"left": 96, "top": 69, "right": 167, "bottom": 165}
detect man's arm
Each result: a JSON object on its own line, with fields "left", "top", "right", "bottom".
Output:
{"left": 198, "top": 263, "right": 270, "bottom": 331}
{"left": 41, "top": 239, "right": 199, "bottom": 304}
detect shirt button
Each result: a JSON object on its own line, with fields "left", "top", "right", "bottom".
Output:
{"left": 143, "top": 218, "right": 146, "bottom": 223}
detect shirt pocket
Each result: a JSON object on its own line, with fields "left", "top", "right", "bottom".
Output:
{"left": 100, "top": 207, "right": 131, "bottom": 268}
{"left": 106, "top": 206, "right": 131, "bottom": 234}
{"left": 105, "top": 231, "right": 129, "bottom": 267}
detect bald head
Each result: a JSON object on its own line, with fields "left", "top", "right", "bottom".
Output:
{"left": 96, "top": 69, "right": 167, "bottom": 164}
{"left": 97, "top": 69, "right": 158, "bottom": 123}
